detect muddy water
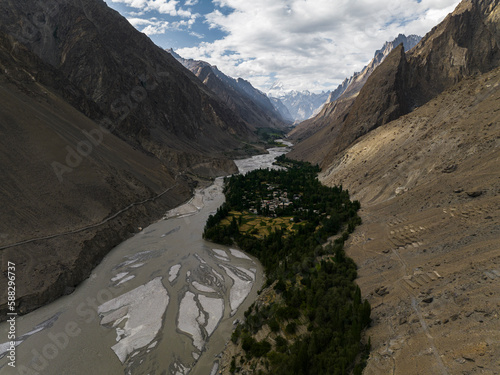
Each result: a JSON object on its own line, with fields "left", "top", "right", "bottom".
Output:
{"left": 0, "top": 141, "right": 291, "bottom": 375}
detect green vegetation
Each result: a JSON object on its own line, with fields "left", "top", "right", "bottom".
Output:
{"left": 219, "top": 212, "right": 300, "bottom": 239}
{"left": 204, "top": 156, "right": 370, "bottom": 375}
{"left": 255, "top": 127, "right": 287, "bottom": 145}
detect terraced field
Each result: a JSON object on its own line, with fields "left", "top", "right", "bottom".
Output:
{"left": 220, "top": 211, "right": 302, "bottom": 238}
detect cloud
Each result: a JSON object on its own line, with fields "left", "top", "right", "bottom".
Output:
{"left": 127, "top": 10, "right": 146, "bottom": 16}
{"left": 111, "top": 0, "right": 192, "bottom": 17}
{"left": 126, "top": 6, "right": 199, "bottom": 35}
{"left": 127, "top": 17, "right": 170, "bottom": 35}
{"left": 127, "top": 15, "right": 199, "bottom": 35}
{"left": 189, "top": 31, "right": 205, "bottom": 39}
{"left": 177, "top": 0, "right": 460, "bottom": 93}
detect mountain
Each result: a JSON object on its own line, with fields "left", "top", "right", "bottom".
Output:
{"left": 323, "top": 64, "right": 500, "bottom": 375}
{"left": 169, "top": 49, "right": 291, "bottom": 130}
{"left": 290, "top": 0, "right": 500, "bottom": 372}
{"left": 328, "top": 34, "right": 421, "bottom": 103}
{"left": 0, "top": 0, "right": 258, "bottom": 173}
{"left": 289, "top": 34, "right": 421, "bottom": 142}
{"left": 267, "top": 83, "right": 331, "bottom": 123}
{"left": 269, "top": 97, "right": 294, "bottom": 123}
{"left": 289, "top": 0, "right": 499, "bottom": 166}
{"left": 0, "top": 0, "right": 262, "bottom": 317}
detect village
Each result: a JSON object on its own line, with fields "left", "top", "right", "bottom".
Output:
{"left": 244, "top": 184, "right": 300, "bottom": 216}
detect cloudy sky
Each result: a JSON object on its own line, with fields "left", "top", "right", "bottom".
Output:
{"left": 104, "top": 0, "right": 460, "bottom": 93}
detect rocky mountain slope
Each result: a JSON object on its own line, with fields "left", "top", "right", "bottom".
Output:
{"left": 289, "top": 34, "right": 421, "bottom": 142}
{"left": 169, "top": 49, "right": 290, "bottom": 130}
{"left": 288, "top": 0, "right": 500, "bottom": 373}
{"left": 289, "top": 0, "right": 500, "bottom": 166}
{"left": 269, "top": 96, "right": 294, "bottom": 123}
{"left": 0, "top": 0, "right": 258, "bottom": 173}
{"left": 321, "top": 65, "right": 500, "bottom": 375}
{"left": 328, "top": 34, "right": 421, "bottom": 103}
{"left": 0, "top": 31, "right": 192, "bottom": 318}
{"left": 0, "top": 0, "right": 265, "bottom": 318}
{"left": 267, "top": 82, "right": 331, "bottom": 123}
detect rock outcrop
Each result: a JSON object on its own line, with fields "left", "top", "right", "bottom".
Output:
{"left": 169, "top": 49, "right": 290, "bottom": 130}
{"left": 289, "top": 34, "right": 420, "bottom": 143}
{"left": 288, "top": 45, "right": 410, "bottom": 165}
{"left": 319, "top": 45, "right": 410, "bottom": 167}
{"left": 290, "top": 0, "right": 500, "bottom": 166}
{"left": 329, "top": 34, "right": 421, "bottom": 103}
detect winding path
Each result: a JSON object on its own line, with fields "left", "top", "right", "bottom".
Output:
{"left": 0, "top": 182, "right": 180, "bottom": 250}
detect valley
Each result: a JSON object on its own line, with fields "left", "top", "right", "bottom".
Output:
{"left": 0, "top": 143, "right": 291, "bottom": 375}
{"left": 0, "top": 0, "right": 499, "bottom": 374}
{"left": 203, "top": 157, "right": 369, "bottom": 375}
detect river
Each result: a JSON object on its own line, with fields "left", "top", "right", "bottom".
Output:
{"left": 0, "top": 141, "right": 292, "bottom": 375}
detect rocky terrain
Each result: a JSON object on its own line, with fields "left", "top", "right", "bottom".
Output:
{"left": 288, "top": 42, "right": 411, "bottom": 162}
{"left": 168, "top": 49, "right": 290, "bottom": 130}
{"left": 289, "top": 34, "right": 421, "bottom": 142}
{"left": 0, "top": 0, "right": 279, "bottom": 319}
{"left": 0, "top": 37, "right": 189, "bottom": 318}
{"left": 269, "top": 97, "right": 294, "bottom": 123}
{"left": 289, "top": 0, "right": 500, "bottom": 165}
{"left": 328, "top": 34, "right": 421, "bottom": 104}
{"left": 0, "top": 0, "right": 258, "bottom": 170}
{"left": 287, "top": 0, "right": 500, "bottom": 373}
{"left": 321, "top": 66, "right": 500, "bottom": 375}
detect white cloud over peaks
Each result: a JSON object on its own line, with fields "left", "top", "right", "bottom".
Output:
{"left": 177, "top": 0, "right": 460, "bottom": 93}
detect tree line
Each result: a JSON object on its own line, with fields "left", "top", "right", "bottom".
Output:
{"left": 204, "top": 156, "right": 370, "bottom": 374}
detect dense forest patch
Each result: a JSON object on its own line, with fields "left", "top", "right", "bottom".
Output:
{"left": 204, "top": 156, "right": 370, "bottom": 375}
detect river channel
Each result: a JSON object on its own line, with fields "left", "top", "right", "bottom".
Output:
{"left": 0, "top": 141, "right": 291, "bottom": 375}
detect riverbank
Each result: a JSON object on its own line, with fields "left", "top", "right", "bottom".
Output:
{"left": 205, "top": 156, "right": 369, "bottom": 375}
{"left": 0, "top": 179, "right": 192, "bottom": 322}
{"left": 0, "top": 142, "right": 291, "bottom": 374}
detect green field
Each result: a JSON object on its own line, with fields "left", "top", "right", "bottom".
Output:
{"left": 220, "top": 211, "right": 302, "bottom": 238}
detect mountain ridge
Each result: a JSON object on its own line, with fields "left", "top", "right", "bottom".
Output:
{"left": 0, "top": 0, "right": 259, "bottom": 170}
{"left": 168, "top": 49, "right": 291, "bottom": 130}
{"left": 328, "top": 34, "right": 421, "bottom": 103}
{"left": 289, "top": 0, "right": 500, "bottom": 166}
{"left": 267, "top": 84, "right": 331, "bottom": 124}
{"left": 289, "top": 33, "right": 421, "bottom": 142}
{"left": 0, "top": 33, "right": 192, "bottom": 317}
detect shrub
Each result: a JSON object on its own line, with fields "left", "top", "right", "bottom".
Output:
{"left": 269, "top": 318, "right": 280, "bottom": 332}
{"left": 285, "top": 322, "right": 297, "bottom": 334}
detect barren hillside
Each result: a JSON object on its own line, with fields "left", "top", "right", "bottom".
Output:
{"left": 320, "top": 67, "right": 500, "bottom": 374}
{"left": 289, "top": 0, "right": 500, "bottom": 168}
